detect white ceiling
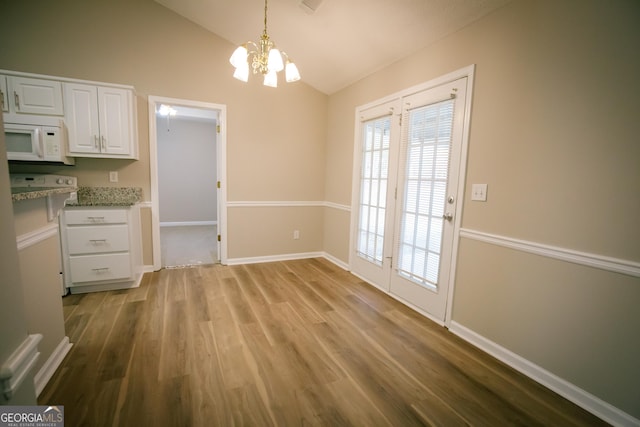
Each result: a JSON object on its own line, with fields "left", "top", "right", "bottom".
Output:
{"left": 154, "top": 0, "right": 511, "bottom": 94}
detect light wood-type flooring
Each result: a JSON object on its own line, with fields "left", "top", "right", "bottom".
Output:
{"left": 39, "top": 258, "right": 608, "bottom": 426}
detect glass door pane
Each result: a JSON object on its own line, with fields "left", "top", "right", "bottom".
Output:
{"left": 356, "top": 116, "right": 390, "bottom": 265}
{"left": 397, "top": 99, "right": 454, "bottom": 289}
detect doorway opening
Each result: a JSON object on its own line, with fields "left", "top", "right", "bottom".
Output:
{"left": 148, "top": 96, "right": 227, "bottom": 270}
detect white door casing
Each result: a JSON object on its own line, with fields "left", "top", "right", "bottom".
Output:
{"left": 148, "top": 96, "right": 228, "bottom": 270}
{"left": 349, "top": 66, "right": 474, "bottom": 325}
{"left": 389, "top": 78, "right": 468, "bottom": 321}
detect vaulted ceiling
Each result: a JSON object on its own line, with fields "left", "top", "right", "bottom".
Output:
{"left": 155, "top": 0, "right": 511, "bottom": 94}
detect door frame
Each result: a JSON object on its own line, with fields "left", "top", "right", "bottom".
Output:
{"left": 148, "top": 95, "right": 228, "bottom": 270}
{"left": 349, "top": 65, "right": 475, "bottom": 326}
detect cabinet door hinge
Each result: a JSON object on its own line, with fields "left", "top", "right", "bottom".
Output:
{"left": 216, "top": 125, "right": 221, "bottom": 133}
{"left": 217, "top": 234, "right": 221, "bottom": 242}
{"left": 217, "top": 181, "right": 221, "bottom": 189}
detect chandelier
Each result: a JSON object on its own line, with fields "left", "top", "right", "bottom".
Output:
{"left": 229, "top": 0, "right": 301, "bottom": 87}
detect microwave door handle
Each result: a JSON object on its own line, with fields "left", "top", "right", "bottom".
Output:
{"left": 34, "top": 128, "right": 44, "bottom": 159}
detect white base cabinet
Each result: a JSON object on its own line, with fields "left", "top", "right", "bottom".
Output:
{"left": 60, "top": 205, "right": 142, "bottom": 293}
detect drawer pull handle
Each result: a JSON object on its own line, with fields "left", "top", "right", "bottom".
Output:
{"left": 89, "top": 239, "right": 107, "bottom": 243}
{"left": 86, "top": 216, "right": 106, "bottom": 222}
{"left": 92, "top": 267, "right": 110, "bottom": 272}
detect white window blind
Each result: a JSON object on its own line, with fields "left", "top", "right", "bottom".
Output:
{"left": 356, "top": 116, "right": 390, "bottom": 265}
{"left": 397, "top": 99, "right": 454, "bottom": 288}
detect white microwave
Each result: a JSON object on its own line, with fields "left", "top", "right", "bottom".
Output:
{"left": 4, "top": 114, "right": 74, "bottom": 165}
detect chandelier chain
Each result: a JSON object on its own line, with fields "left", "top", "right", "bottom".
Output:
{"left": 263, "top": 0, "right": 269, "bottom": 37}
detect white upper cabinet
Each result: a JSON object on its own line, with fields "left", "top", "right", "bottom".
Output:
{"left": 0, "top": 76, "right": 7, "bottom": 112}
{"left": 7, "top": 76, "right": 64, "bottom": 115}
{"left": 64, "top": 83, "right": 138, "bottom": 159}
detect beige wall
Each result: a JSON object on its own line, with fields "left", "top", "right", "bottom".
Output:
{"left": 1, "top": 0, "right": 327, "bottom": 262}
{"left": 324, "top": 0, "right": 640, "bottom": 419}
{"left": 2, "top": 0, "right": 639, "bottom": 420}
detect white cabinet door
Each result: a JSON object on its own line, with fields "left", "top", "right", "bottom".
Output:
{"left": 64, "top": 83, "right": 137, "bottom": 158}
{"left": 64, "top": 83, "right": 101, "bottom": 154}
{"left": 8, "top": 76, "right": 63, "bottom": 115}
{"left": 98, "top": 86, "right": 134, "bottom": 156}
{"left": 0, "top": 76, "right": 7, "bottom": 112}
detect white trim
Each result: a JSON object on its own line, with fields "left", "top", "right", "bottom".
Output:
{"left": 160, "top": 221, "right": 217, "bottom": 227}
{"left": 142, "top": 265, "right": 155, "bottom": 273}
{"left": 444, "top": 66, "right": 476, "bottom": 327}
{"left": 34, "top": 336, "right": 72, "bottom": 397}
{"left": 350, "top": 270, "right": 446, "bottom": 327}
{"left": 211, "top": 251, "right": 350, "bottom": 271}
{"left": 227, "top": 201, "right": 325, "bottom": 208}
{"left": 349, "top": 65, "right": 476, "bottom": 326}
{"left": 0, "top": 69, "right": 134, "bottom": 90}
{"left": 68, "top": 271, "right": 144, "bottom": 294}
{"left": 323, "top": 252, "right": 349, "bottom": 270}
{"left": 449, "top": 322, "right": 640, "bottom": 427}
{"left": 355, "top": 65, "right": 477, "bottom": 114}
{"left": 324, "top": 201, "right": 351, "bottom": 212}
{"left": 138, "top": 201, "right": 152, "bottom": 209}
{"left": 16, "top": 223, "right": 59, "bottom": 251}
{"left": 226, "top": 201, "right": 351, "bottom": 211}
{"left": 0, "top": 333, "right": 42, "bottom": 400}
{"left": 460, "top": 228, "right": 640, "bottom": 278}
{"left": 148, "top": 96, "right": 228, "bottom": 269}
{"left": 226, "top": 251, "right": 325, "bottom": 265}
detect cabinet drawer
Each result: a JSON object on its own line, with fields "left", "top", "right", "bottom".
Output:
{"left": 65, "top": 209, "right": 128, "bottom": 225}
{"left": 69, "top": 253, "right": 132, "bottom": 283}
{"left": 66, "top": 224, "right": 129, "bottom": 255}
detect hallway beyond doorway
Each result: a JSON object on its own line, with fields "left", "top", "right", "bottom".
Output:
{"left": 160, "top": 225, "right": 217, "bottom": 267}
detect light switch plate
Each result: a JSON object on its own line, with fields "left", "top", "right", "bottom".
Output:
{"left": 109, "top": 171, "right": 118, "bottom": 183}
{"left": 471, "top": 184, "right": 488, "bottom": 201}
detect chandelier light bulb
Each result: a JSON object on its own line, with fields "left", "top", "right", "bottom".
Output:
{"left": 264, "top": 70, "right": 278, "bottom": 87}
{"left": 285, "top": 61, "right": 301, "bottom": 82}
{"left": 268, "top": 48, "right": 284, "bottom": 72}
{"left": 233, "top": 62, "right": 250, "bottom": 82}
{"left": 229, "top": 45, "right": 248, "bottom": 68}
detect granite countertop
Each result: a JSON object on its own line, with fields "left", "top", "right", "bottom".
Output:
{"left": 11, "top": 186, "right": 77, "bottom": 203}
{"left": 65, "top": 186, "right": 143, "bottom": 207}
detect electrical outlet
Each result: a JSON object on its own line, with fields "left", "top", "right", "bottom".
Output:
{"left": 471, "top": 184, "right": 488, "bottom": 201}
{"left": 293, "top": 230, "right": 300, "bottom": 240}
{"left": 109, "top": 171, "right": 118, "bottom": 183}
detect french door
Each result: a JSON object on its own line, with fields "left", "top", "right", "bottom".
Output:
{"left": 351, "top": 76, "right": 469, "bottom": 322}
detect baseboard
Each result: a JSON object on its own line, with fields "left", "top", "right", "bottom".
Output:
{"left": 322, "top": 252, "right": 349, "bottom": 270}
{"left": 226, "top": 251, "right": 325, "bottom": 265}
{"left": 0, "top": 333, "right": 42, "bottom": 400}
{"left": 142, "top": 264, "right": 156, "bottom": 273}
{"left": 33, "top": 336, "right": 72, "bottom": 397}
{"left": 449, "top": 321, "right": 640, "bottom": 427}
{"left": 68, "top": 273, "right": 143, "bottom": 294}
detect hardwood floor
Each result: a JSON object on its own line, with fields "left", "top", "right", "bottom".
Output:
{"left": 39, "top": 258, "right": 608, "bottom": 426}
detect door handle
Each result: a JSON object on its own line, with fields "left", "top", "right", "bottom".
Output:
{"left": 443, "top": 212, "right": 453, "bottom": 221}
